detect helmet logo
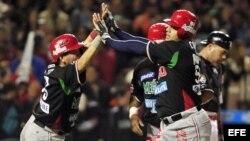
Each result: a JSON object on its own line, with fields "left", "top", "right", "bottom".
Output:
{"left": 182, "top": 21, "right": 196, "bottom": 34}
{"left": 52, "top": 39, "right": 68, "bottom": 55}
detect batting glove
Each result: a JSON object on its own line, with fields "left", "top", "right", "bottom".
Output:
{"left": 105, "top": 11, "right": 119, "bottom": 32}
{"left": 96, "top": 21, "right": 110, "bottom": 44}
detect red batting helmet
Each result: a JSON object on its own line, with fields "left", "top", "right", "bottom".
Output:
{"left": 165, "top": 9, "right": 199, "bottom": 39}
{"left": 50, "top": 34, "right": 85, "bottom": 62}
{"left": 147, "top": 23, "right": 168, "bottom": 41}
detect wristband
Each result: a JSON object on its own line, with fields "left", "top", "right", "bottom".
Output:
{"left": 90, "top": 30, "right": 99, "bottom": 40}
{"left": 90, "top": 36, "right": 101, "bottom": 48}
{"left": 129, "top": 106, "right": 139, "bottom": 119}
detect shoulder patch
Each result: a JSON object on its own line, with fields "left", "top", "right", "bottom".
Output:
{"left": 155, "top": 81, "right": 168, "bottom": 95}
{"left": 144, "top": 99, "right": 157, "bottom": 113}
{"left": 158, "top": 66, "right": 167, "bottom": 79}
{"left": 141, "top": 72, "right": 155, "bottom": 81}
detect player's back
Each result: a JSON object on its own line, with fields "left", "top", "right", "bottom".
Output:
{"left": 147, "top": 40, "right": 204, "bottom": 118}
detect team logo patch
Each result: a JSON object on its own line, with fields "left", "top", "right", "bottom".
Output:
{"left": 192, "top": 75, "right": 207, "bottom": 96}
{"left": 141, "top": 72, "right": 155, "bottom": 81}
{"left": 155, "top": 81, "right": 168, "bottom": 95}
{"left": 182, "top": 21, "right": 196, "bottom": 34}
{"left": 158, "top": 66, "right": 167, "bottom": 79}
{"left": 143, "top": 79, "right": 157, "bottom": 95}
{"left": 145, "top": 99, "right": 157, "bottom": 113}
{"left": 176, "top": 130, "right": 188, "bottom": 141}
{"left": 53, "top": 39, "right": 68, "bottom": 55}
{"left": 199, "top": 74, "right": 207, "bottom": 84}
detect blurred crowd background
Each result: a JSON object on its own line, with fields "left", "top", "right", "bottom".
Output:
{"left": 0, "top": 0, "right": 250, "bottom": 141}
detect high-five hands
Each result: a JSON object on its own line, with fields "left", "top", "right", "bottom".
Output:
{"left": 101, "top": 3, "right": 119, "bottom": 32}
{"left": 92, "top": 13, "right": 110, "bottom": 44}
{"left": 92, "top": 13, "right": 108, "bottom": 35}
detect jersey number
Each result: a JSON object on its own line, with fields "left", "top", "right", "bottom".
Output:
{"left": 42, "top": 76, "right": 49, "bottom": 100}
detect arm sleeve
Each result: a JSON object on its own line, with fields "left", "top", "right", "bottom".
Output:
{"left": 114, "top": 29, "right": 149, "bottom": 42}
{"left": 105, "top": 38, "right": 147, "bottom": 55}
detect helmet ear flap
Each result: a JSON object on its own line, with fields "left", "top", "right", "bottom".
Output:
{"left": 177, "top": 28, "right": 190, "bottom": 39}
{"left": 167, "top": 10, "right": 199, "bottom": 39}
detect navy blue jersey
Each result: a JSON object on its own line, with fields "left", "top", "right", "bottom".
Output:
{"left": 33, "top": 62, "right": 86, "bottom": 133}
{"left": 131, "top": 58, "right": 161, "bottom": 127}
{"left": 146, "top": 40, "right": 213, "bottom": 118}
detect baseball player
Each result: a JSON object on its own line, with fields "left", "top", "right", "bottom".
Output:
{"left": 199, "top": 31, "right": 232, "bottom": 141}
{"left": 94, "top": 9, "right": 214, "bottom": 140}
{"left": 129, "top": 23, "right": 168, "bottom": 141}
{"left": 100, "top": 4, "right": 168, "bottom": 140}
{"left": 20, "top": 13, "right": 103, "bottom": 141}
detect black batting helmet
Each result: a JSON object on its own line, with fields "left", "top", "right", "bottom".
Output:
{"left": 200, "top": 31, "right": 232, "bottom": 50}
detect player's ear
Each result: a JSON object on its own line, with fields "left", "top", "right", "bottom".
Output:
{"left": 208, "top": 44, "right": 214, "bottom": 51}
{"left": 58, "top": 56, "right": 63, "bottom": 61}
{"left": 58, "top": 56, "right": 65, "bottom": 65}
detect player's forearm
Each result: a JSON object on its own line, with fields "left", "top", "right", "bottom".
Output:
{"left": 201, "top": 90, "right": 214, "bottom": 105}
{"left": 77, "top": 36, "right": 101, "bottom": 73}
{"left": 83, "top": 30, "right": 99, "bottom": 46}
{"left": 115, "top": 29, "right": 148, "bottom": 42}
{"left": 129, "top": 96, "right": 141, "bottom": 108}
{"left": 129, "top": 96, "right": 141, "bottom": 118}
{"left": 106, "top": 38, "right": 147, "bottom": 55}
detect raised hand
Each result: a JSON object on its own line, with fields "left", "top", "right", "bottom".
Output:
{"left": 101, "top": 3, "right": 119, "bottom": 32}
{"left": 101, "top": 3, "right": 109, "bottom": 20}
{"left": 92, "top": 13, "right": 110, "bottom": 43}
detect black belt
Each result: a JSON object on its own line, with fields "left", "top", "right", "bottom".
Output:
{"left": 162, "top": 106, "right": 201, "bottom": 125}
{"left": 34, "top": 119, "right": 45, "bottom": 128}
{"left": 34, "top": 119, "right": 68, "bottom": 136}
